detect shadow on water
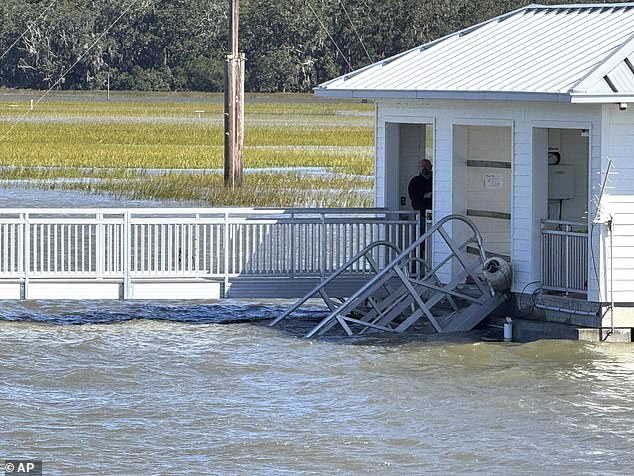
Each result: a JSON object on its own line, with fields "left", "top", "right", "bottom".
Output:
{"left": 0, "top": 300, "right": 285, "bottom": 326}
{"left": 0, "top": 299, "right": 499, "bottom": 346}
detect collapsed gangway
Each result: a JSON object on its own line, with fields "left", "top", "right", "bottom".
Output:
{"left": 269, "top": 214, "right": 510, "bottom": 337}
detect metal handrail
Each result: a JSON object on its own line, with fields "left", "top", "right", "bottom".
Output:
{"left": 0, "top": 208, "right": 420, "bottom": 293}
{"left": 268, "top": 240, "right": 403, "bottom": 326}
{"left": 541, "top": 218, "right": 588, "bottom": 294}
{"left": 304, "top": 214, "right": 491, "bottom": 337}
{"left": 272, "top": 214, "right": 494, "bottom": 337}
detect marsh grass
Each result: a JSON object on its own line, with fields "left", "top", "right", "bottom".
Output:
{"left": 0, "top": 92, "right": 375, "bottom": 206}
{"left": 0, "top": 166, "right": 143, "bottom": 180}
{"left": 0, "top": 92, "right": 372, "bottom": 119}
{"left": 41, "top": 172, "right": 375, "bottom": 208}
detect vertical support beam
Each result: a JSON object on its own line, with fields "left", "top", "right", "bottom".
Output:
{"left": 532, "top": 127, "right": 549, "bottom": 286}
{"left": 223, "top": 211, "right": 230, "bottom": 295}
{"left": 290, "top": 212, "right": 296, "bottom": 277}
{"left": 224, "top": 0, "right": 245, "bottom": 188}
{"left": 320, "top": 212, "right": 326, "bottom": 279}
{"left": 23, "top": 212, "right": 30, "bottom": 300}
{"left": 194, "top": 213, "right": 200, "bottom": 274}
{"left": 123, "top": 211, "right": 131, "bottom": 299}
{"left": 96, "top": 212, "right": 104, "bottom": 278}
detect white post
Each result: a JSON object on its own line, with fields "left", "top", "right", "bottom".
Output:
{"left": 22, "top": 212, "right": 30, "bottom": 300}
{"left": 320, "top": 212, "right": 326, "bottom": 279}
{"left": 223, "top": 211, "right": 230, "bottom": 295}
{"left": 96, "top": 213, "right": 104, "bottom": 277}
{"left": 195, "top": 213, "right": 200, "bottom": 274}
{"left": 290, "top": 211, "right": 296, "bottom": 277}
{"left": 123, "top": 211, "right": 131, "bottom": 299}
{"left": 609, "top": 216, "right": 614, "bottom": 332}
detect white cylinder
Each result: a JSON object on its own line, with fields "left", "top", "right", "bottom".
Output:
{"left": 503, "top": 319, "right": 513, "bottom": 342}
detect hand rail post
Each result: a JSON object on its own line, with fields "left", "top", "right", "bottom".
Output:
{"left": 96, "top": 212, "right": 104, "bottom": 278}
{"left": 22, "top": 212, "right": 30, "bottom": 300}
{"left": 195, "top": 213, "right": 200, "bottom": 274}
{"left": 224, "top": 211, "right": 230, "bottom": 296}
{"left": 290, "top": 211, "right": 296, "bottom": 278}
{"left": 320, "top": 212, "right": 326, "bottom": 279}
{"left": 123, "top": 210, "right": 131, "bottom": 299}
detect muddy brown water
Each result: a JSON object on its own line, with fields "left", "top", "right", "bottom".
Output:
{"left": 1, "top": 188, "right": 633, "bottom": 475}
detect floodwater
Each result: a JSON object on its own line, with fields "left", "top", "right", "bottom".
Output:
{"left": 1, "top": 187, "right": 634, "bottom": 475}
{"left": 0, "top": 184, "right": 206, "bottom": 209}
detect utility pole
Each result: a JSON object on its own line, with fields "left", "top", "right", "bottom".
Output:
{"left": 224, "top": 0, "right": 245, "bottom": 188}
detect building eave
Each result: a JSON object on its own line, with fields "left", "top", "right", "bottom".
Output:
{"left": 314, "top": 88, "right": 573, "bottom": 103}
{"left": 570, "top": 93, "right": 634, "bottom": 103}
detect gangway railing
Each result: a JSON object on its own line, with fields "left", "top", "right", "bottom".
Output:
{"left": 271, "top": 214, "right": 509, "bottom": 337}
{"left": 0, "top": 208, "right": 420, "bottom": 299}
{"left": 541, "top": 219, "right": 588, "bottom": 295}
{"left": 269, "top": 240, "right": 403, "bottom": 326}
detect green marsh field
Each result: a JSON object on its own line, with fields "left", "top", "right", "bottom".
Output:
{"left": 0, "top": 91, "right": 375, "bottom": 207}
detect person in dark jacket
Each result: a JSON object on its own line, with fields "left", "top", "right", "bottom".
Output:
{"left": 408, "top": 159, "right": 433, "bottom": 223}
{"left": 408, "top": 159, "right": 433, "bottom": 272}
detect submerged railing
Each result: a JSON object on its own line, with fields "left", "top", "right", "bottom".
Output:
{"left": 0, "top": 208, "right": 420, "bottom": 296}
{"left": 541, "top": 219, "right": 588, "bottom": 294}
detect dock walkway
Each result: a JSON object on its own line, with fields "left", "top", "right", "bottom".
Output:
{"left": 0, "top": 208, "right": 419, "bottom": 300}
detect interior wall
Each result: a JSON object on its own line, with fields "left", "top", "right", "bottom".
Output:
{"left": 461, "top": 126, "right": 513, "bottom": 258}
{"left": 398, "top": 124, "right": 427, "bottom": 211}
{"left": 547, "top": 129, "right": 589, "bottom": 221}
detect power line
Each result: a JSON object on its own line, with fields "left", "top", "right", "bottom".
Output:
{"left": 0, "top": 0, "right": 145, "bottom": 143}
{"left": 306, "top": 1, "right": 353, "bottom": 72}
{"left": 0, "top": 0, "right": 59, "bottom": 62}
{"left": 338, "top": 0, "right": 373, "bottom": 64}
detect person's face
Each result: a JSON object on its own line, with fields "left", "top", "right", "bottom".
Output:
{"left": 419, "top": 161, "right": 432, "bottom": 178}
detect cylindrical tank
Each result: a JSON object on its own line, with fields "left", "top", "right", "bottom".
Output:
{"left": 482, "top": 257, "right": 512, "bottom": 292}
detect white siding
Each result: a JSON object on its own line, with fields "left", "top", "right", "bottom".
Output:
{"left": 377, "top": 99, "right": 603, "bottom": 297}
{"left": 602, "top": 105, "right": 634, "bottom": 302}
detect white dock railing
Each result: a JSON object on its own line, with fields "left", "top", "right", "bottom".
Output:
{"left": 541, "top": 219, "right": 588, "bottom": 295}
{"left": 0, "top": 208, "right": 420, "bottom": 299}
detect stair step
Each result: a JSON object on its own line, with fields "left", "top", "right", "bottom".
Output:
{"left": 437, "top": 293, "right": 507, "bottom": 333}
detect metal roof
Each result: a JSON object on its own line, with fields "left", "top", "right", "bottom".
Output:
{"left": 315, "top": 3, "right": 634, "bottom": 103}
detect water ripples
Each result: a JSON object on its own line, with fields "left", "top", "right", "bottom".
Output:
{"left": 2, "top": 301, "right": 634, "bottom": 475}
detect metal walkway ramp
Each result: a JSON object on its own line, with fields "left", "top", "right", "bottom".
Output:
{"left": 269, "top": 214, "right": 509, "bottom": 337}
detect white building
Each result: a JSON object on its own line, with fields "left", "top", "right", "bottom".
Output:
{"left": 315, "top": 3, "right": 634, "bottom": 336}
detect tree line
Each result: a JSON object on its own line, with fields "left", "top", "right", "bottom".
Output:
{"left": 0, "top": 0, "right": 623, "bottom": 93}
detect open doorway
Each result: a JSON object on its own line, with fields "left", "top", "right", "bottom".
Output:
{"left": 383, "top": 122, "right": 433, "bottom": 212}
{"left": 398, "top": 124, "right": 433, "bottom": 213}
{"left": 534, "top": 127, "right": 589, "bottom": 295}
